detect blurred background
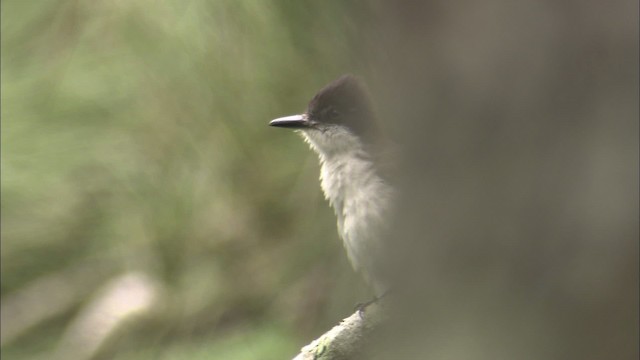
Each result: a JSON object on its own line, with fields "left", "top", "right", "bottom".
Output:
{"left": 1, "top": 1, "right": 377, "bottom": 359}
{"left": 1, "top": 1, "right": 637, "bottom": 360}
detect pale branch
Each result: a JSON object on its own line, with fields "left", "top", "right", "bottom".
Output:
{"left": 292, "top": 303, "right": 385, "bottom": 360}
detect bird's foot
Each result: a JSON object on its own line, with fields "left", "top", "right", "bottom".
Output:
{"left": 354, "top": 290, "right": 390, "bottom": 319}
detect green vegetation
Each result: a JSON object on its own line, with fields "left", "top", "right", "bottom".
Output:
{"left": 1, "top": 1, "right": 376, "bottom": 358}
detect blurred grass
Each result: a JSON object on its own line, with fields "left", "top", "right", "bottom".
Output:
{"left": 1, "top": 1, "right": 377, "bottom": 359}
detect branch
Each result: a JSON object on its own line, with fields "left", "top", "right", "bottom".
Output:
{"left": 293, "top": 303, "right": 385, "bottom": 360}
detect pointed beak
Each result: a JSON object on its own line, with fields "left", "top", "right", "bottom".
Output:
{"left": 269, "top": 114, "right": 310, "bottom": 129}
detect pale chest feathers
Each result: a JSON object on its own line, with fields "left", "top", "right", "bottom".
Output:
{"left": 301, "top": 128, "right": 393, "bottom": 294}
{"left": 319, "top": 153, "right": 390, "bottom": 227}
{"left": 318, "top": 152, "right": 393, "bottom": 285}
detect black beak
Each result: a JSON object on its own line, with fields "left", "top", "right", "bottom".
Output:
{"left": 269, "top": 114, "right": 310, "bottom": 129}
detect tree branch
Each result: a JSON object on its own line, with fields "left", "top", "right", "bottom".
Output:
{"left": 293, "top": 303, "right": 384, "bottom": 360}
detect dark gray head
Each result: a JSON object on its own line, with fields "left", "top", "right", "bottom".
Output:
{"left": 269, "top": 75, "right": 380, "bottom": 152}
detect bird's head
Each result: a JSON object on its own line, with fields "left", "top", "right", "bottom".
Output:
{"left": 270, "top": 74, "right": 380, "bottom": 157}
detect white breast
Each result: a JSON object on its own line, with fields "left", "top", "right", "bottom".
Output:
{"left": 302, "top": 128, "right": 393, "bottom": 295}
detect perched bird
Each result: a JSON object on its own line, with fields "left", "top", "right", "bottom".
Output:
{"left": 270, "top": 75, "right": 395, "bottom": 297}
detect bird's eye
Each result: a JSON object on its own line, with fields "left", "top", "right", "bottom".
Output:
{"left": 328, "top": 108, "right": 340, "bottom": 119}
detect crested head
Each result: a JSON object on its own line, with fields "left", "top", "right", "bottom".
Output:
{"left": 301, "top": 75, "right": 380, "bottom": 158}
{"left": 270, "top": 74, "right": 381, "bottom": 158}
{"left": 306, "top": 74, "right": 377, "bottom": 140}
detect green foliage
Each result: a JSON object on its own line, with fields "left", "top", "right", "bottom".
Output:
{"left": 1, "top": 1, "right": 376, "bottom": 358}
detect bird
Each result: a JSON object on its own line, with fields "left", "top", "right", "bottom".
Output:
{"left": 269, "top": 74, "right": 395, "bottom": 297}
